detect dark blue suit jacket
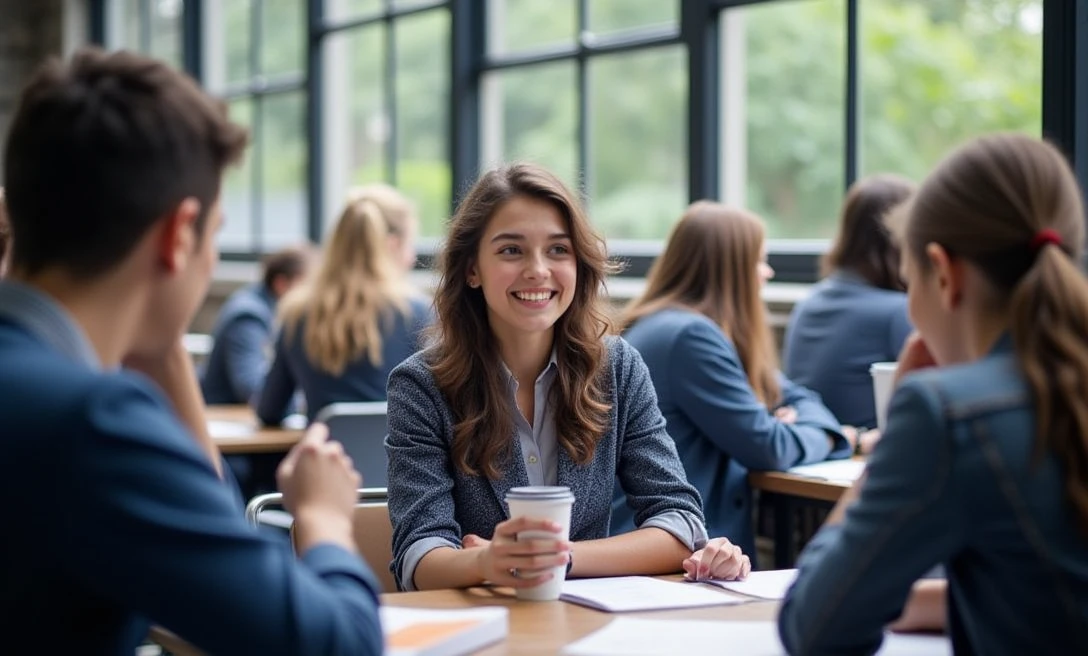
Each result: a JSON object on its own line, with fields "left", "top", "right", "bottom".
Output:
{"left": 614, "top": 309, "right": 850, "bottom": 556}
{"left": 0, "top": 319, "right": 383, "bottom": 655}
{"left": 201, "top": 283, "right": 277, "bottom": 405}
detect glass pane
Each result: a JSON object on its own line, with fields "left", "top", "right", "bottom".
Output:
{"left": 588, "top": 46, "right": 686, "bottom": 239}
{"left": 326, "top": 0, "right": 382, "bottom": 23}
{"left": 394, "top": 10, "right": 452, "bottom": 237}
{"left": 114, "top": 0, "right": 142, "bottom": 51}
{"left": 392, "top": 0, "right": 445, "bottom": 10}
{"left": 221, "top": 99, "right": 255, "bottom": 251}
{"left": 488, "top": 0, "right": 576, "bottom": 56}
{"left": 861, "top": 0, "right": 1043, "bottom": 180}
{"left": 587, "top": 0, "right": 678, "bottom": 36}
{"left": 149, "top": 0, "right": 184, "bottom": 67}
{"left": 223, "top": 0, "right": 252, "bottom": 85}
{"left": 261, "top": 0, "right": 305, "bottom": 76}
{"left": 727, "top": 0, "right": 846, "bottom": 239}
{"left": 261, "top": 93, "right": 308, "bottom": 249}
{"left": 483, "top": 62, "right": 578, "bottom": 192}
{"left": 324, "top": 25, "right": 388, "bottom": 230}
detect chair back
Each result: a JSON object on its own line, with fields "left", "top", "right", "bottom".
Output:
{"left": 314, "top": 402, "right": 389, "bottom": 488}
{"left": 244, "top": 488, "right": 397, "bottom": 593}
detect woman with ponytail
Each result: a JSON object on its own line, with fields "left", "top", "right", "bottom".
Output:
{"left": 256, "top": 184, "right": 432, "bottom": 424}
{"left": 779, "top": 134, "right": 1088, "bottom": 654}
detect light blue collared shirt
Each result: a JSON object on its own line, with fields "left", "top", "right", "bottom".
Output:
{"left": 0, "top": 281, "right": 101, "bottom": 370}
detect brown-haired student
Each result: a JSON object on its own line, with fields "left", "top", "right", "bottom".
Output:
{"left": 0, "top": 49, "right": 381, "bottom": 654}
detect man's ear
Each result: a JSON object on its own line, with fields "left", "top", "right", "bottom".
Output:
{"left": 925, "top": 242, "right": 964, "bottom": 311}
{"left": 157, "top": 198, "right": 202, "bottom": 274}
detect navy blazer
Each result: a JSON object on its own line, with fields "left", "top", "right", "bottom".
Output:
{"left": 614, "top": 309, "right": 850, "bottom": 556}
{"left": 257, "top": 296, "right": 433, "bottom": 423}
{"left": 783, "top": 270, "right": 913, "bottom": 427}
{"left": 385, "top": 337, "right": 707, "bottom": 591}
{"left": 201, "top": 283, "right": 277, "bottom": 405}
{"left": 780, "top": 336, "right": 1088, "bottom": 654}
{"left": 0, "top": 318, "right": 382, "bottom": 655}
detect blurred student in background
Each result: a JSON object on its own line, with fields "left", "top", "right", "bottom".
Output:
{"left": 784, "top": 174, "right": 915, "bottom": 439}
{"left": 612, "top": 202, "right": 853, "bottom": 559}
{"left": 780, "top": 134, "right": 1088, "bottom": 654}
{"left": 201, "top": 245, "right": 313, "bottom": 405}
{"left": 0, "top": 48, "right": 381, "bottom": 655}
{"left": 256, "top": 184, "right": 432, "bottom": 425}
{"left": 385, "top": 164, "right": 750, "bottom": 592}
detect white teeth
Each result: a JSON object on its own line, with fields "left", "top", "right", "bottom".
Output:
{"left": 515, "top": 291, "right": 552, "bottom": 302}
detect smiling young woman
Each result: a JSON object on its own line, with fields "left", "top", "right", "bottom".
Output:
{"left": 383, "top": 163, "right": 751, "bottom": 592}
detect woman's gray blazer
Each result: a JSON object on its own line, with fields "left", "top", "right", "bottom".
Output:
{"left": 385, "top": 336, "right": 707, "bottom": 590}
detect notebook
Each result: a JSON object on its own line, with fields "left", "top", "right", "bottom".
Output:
{"left": 698, "top": 569, "right": 798, "bottom": 601}
{"left": 787, "top": 459, "right": 866, "bottom": 484}
{"left": 560, "top": 576, "right": 747, "bottom": 612}
{"left": 381, "top": 606, "right": 509, "bottom": 656}
{"left": 563, "top": 618, "right": 951, "bottom": 655}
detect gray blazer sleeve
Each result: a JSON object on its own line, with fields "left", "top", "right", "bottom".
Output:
{"left": 385, "top": 357, "right": 460, "bottom": 591}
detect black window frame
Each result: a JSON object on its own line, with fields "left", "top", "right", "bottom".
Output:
{"left": 87, "top": 0, "right": 1088, "bottom": 281}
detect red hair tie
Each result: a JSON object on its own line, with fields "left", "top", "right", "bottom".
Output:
{"left": 1030, "top": 228, "right": 1063, "bottom": 253}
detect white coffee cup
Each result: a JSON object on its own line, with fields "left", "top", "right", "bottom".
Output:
{"left": 870, "top": 362, "right": 898, "bottom": 432}
{"left": 504, "top": 486, "right": 574, "bottom": 601}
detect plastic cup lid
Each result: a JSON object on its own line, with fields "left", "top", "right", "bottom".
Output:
{"left": 505, "top": 485, "right": 574, "bottom": 501}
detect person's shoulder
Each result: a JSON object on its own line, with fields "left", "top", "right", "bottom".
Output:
{"left": 219, "top": 284, "right": 274, "bottom": 325}
{"left": 901, "top": 352, "right": 1026, "bottom": 421}
{"left": 626, "top": 308, "right": 717, "bottom": 342}
{"left": 390, "top": 347, "right": 438, "bottom": 385}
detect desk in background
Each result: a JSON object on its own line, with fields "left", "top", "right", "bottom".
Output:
{"left": 206, "top": 405, "right": 303, "bottom": 455}
{"left": 749, "top": 468, "right": 853, "bottom": 569}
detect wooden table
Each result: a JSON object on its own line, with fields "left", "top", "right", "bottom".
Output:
{"left": 383, "top": 585, "right": 778, "bottom": 654}
{"left": 151, "top": 584, "right": 778, "bottom": 656}
{"left": 206, "top": 405, "right": 303, "bottom": 454}
{"left": 748, "top": 470, "right": 852, "bottom": 569}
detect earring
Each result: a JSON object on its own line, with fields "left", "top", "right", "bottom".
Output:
{"left": 468, "top": 280, "right": 479, "bottom": 288}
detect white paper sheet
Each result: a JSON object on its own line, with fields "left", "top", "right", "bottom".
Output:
{"left": 563, "top": 619, "right": 951, "bottom": 656}
{"left": 206, "top": 420, "right": 256, "bottom": 438}
{"left": 699, "top": 569, "right": 798, "bottom": 600}
{"left": 560, "top": 577, "right": 747, "bottom": 612}
{"left": 787, "top": 459, "right": 866, "bottom": 483}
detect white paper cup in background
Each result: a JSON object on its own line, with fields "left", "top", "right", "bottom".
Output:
{"left": 504, "top": 486, "right": 574, "bottom": 601}
{"left": 870, "top": 362, "right": 898, "bottom": 432}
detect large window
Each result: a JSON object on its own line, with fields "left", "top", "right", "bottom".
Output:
{"left": 320, "top": 1, "right": 451, "bottom": 237}
{"left": 206, "top": 0, "right": 307, "bottom": 253}
{"left": 104, "top": 0, "right": 185, "bottom": 68}
{"left": 483, "top": 0, "right": 686, "bottom": 241}
{"left": 89, "top": 0, "right": 1076, "bottom": 281}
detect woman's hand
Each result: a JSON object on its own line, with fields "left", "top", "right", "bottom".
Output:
{"left": 463, "top": 517, "right": 571, "bottom": 589}
{"left": 683, "top": 537, "right": 751, "bottom": 582}
{"left": 895, "top": 332, "right": 938, "bottom": 386}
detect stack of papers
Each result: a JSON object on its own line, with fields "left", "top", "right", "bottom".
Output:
{"left": 699, "top": 569, "right": 798, "bottom": 601}
{"left": 381, "top": 606, "right": 508, "bottom": 656}
{"left": 787, "top": 459, "right": 866, "bottom": 484}
{"left": 560, "top": 576, "right": 745, "bottom": 612}
{"left": 563, "top": 619, "right": 951, "bottom": 655}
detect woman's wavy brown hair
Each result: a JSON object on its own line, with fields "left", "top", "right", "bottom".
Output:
{"left": 622, "top": 201, "right": 781, "bottom": 407}
{"left": 898, "top": 133, "right": 1088, "bottom": 536}
{"left": 279, "top": 184, "right": 415, "bottom": 375}
{"left": 431, "top": 163, "right": 617, "bottom": 479}
{"left": 823, "top": 174, "right": 915, "bottom": 291}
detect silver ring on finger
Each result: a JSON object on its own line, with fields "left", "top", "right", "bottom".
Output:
{"left": 509, "top": 568, "right": 519, "bottom": 579}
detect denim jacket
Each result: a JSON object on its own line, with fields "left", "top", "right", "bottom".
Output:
{"left": 779, "top": 335, "right": 1088, "bottom": 655}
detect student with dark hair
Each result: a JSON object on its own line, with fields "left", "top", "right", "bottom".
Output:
{"left": 201, "top": 245, "right": 314, "bottom": 405}
{"left": 783, "top": 174, "right": 915, "bottom": 431}
{"left": 612, "top": 202, "right": 852, "bottom": 558}
{"left": 0, "top": 49, "right": 382, "bottom": 654}
{"left": 256, "top": 184, "right": 431, "bottom": 425}
{"left": 779, "top": 134, "right": 1088, "bottom": 654}
{"left": 385, "top": 163, "right": 750, "bottom": 592}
